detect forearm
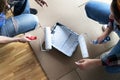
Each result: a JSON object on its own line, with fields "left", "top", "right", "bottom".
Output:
{"left": 75, "top": 58, "right": 102, "bottom": 70}
{"left": 0, "top": 36, "right": 20, "bottom": 43}
{"left": 103, "top": 26, "right": 113, "bottom": 37}
{"left": 91, "top": 59, "right": 102, "bottom": 66}
{"left": 102, "top": 14, "right": 114, "bottom": 37}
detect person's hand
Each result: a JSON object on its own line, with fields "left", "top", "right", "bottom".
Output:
{"left": 97, "top": 35, "right": 105, "bottom": 44}
{"left": 18, "top": 36, "right": 31, "bottom": 43}
{"left": 35, "top": 0, "right": 48, "bottom": 7}
{"left": 75, "top": 59, "right": 102, "bottom": 70}
{"left": 97, "top": 34, "right": 106, "bottom": 44}
{"left": 18, "top": 35, "right": 37, "bottom": 43}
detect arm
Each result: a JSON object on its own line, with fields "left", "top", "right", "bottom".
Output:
{"left": 75, "top": 54, "right": 120, "bottom": 70}
{"left": 97, "top": 14, "right": 114, "bottom": 43}
{"left": 104, "top": 13, "right": 114, "bottom": 36}
{"left": 75, "top": 59, "right": 102, "bottom": 70}
{"left": 0, "top": 35, "right": 31, "bottom": 44}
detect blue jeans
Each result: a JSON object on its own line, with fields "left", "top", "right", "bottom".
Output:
{"left": 85, "top": 1, "right": 110, "bottom": 24}
{"left": 0, "top": 0, "right": 39, "bottom": 37}
{"left": 14, "top": 0, "right": 30, "bottom": 16}
{"left": 85, "top": 1, "right": 120, "bottom": 73}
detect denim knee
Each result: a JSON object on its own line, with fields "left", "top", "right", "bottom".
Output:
{"left": 85, "top": 1, "right": 110, "bottom": 24}
{"left": 31, "top": 15, "right": 39, "bottom": 27}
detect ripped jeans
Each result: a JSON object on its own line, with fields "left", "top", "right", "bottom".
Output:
{"left": 0, "top": 14, "right": 39, "bottom": 37}
{"left": 0, "top": 0, "right": 39, "bottom": 37}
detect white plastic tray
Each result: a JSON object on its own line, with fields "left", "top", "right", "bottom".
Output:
{"left": 51, "top": 23, "right": 79, "bottom": 57}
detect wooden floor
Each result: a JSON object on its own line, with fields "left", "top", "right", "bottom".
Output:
{"left": 0, "top": 42, "right": 48, "bottom": 80}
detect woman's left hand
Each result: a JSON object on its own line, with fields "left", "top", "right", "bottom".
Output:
{"left": 75, "top": 59, "right": 102, "bottom": 70}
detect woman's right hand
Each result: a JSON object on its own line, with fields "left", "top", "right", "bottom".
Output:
{"left": 97, "top": 33, "right": 107, "bottom": 44}
{"left": 97, "top": 34, "right": 107, "bottom": 44}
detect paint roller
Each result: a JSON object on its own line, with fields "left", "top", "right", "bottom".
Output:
{"left": 44, "top": 27, "right": 52, "bottom": 50}
{"left": 78, "top": 34, "right": 89, "bottom": 58}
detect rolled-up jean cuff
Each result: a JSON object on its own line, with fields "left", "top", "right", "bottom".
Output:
{"left": 100, "top": 52, "right": 120, "bottom": 73}
{"left": 100, "top": 52, "right": 110, "bottom": 66}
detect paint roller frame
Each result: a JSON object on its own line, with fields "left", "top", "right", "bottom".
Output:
{"left": 40, "top": 27, "right": 52, "bottom": 51}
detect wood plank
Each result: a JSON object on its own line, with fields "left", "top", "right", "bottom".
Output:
{"left": 0, "top": 42, "right": 48, "bottom": 80}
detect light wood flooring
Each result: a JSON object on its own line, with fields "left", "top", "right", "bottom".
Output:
{"left": 0, "top": 42, "right": 47, "bottom": 80}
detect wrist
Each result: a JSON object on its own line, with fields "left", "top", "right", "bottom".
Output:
{"left": 95, "top": 59, "right": 102, "bottom": 66}
{"left": 13, "top": 38, "right": 21, "bottom": 42}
